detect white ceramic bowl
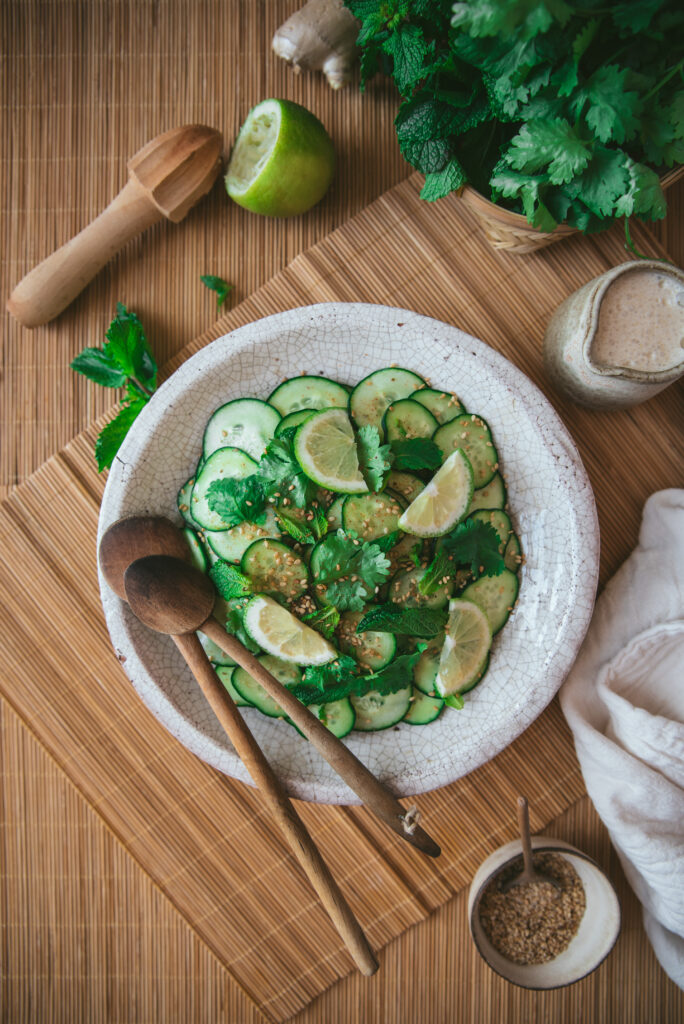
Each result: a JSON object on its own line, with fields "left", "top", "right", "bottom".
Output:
{"left": 468, "top": 837, "right": 621, "bottom": 987}
{"left": 98, "top": 303, "right": 599, "bottom": 804}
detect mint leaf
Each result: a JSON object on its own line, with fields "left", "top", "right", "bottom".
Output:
{"left": 209, "top": 561, "right": 252, "bottom": 600}
{"left": 292, "top": 654, "right": 362, "bottom": 704}
{"left": 357, "top": 605, "right": 447, "bottom": 636}
{"left": 104, "top": 304, "right": 157, "bottom": 388}
{"left": 70, "top": 347, "right": 127, "bottom": 388}
{"left": 258, "top": 430, "right": 317, "bottom": 508}
{"left": 420, "top": 158, "right": 467, "bottom": 200}
{"left": 302, "top": 605, "right": 340, "bottom": 641}
{"left": 390, "top": 438, "right": 442, "bottom": 472}
{"left": 200, "top": 274, "right": 232, "bottom": 309}
{"left": 94, "top": 398, "right": 147, "bottom": 472}
{"left": 363, "top": 648, "right": 424, "bottom": 696}
{"left": 372, "top": 530, "right": 401, "bottom": 553}
{"left": 382, "top": 22, "right": 428, "bottom": 95}
{"left": 206, "top": 475, "right": 267, "bottom": 528}
{"left": 356, "top": 425, "right": 393, "bottom": 491}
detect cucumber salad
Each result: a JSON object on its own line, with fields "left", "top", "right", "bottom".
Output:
{"left": 178, "top": 368, "right": 522, "bottom": 738}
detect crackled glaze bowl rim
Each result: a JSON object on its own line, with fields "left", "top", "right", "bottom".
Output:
{"left": 98, "top": 302, "right": 599, "bottom": 804}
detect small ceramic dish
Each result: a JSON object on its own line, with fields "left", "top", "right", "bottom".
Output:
{"left": 468, "top": 836, "right": 621, "bottom": 988}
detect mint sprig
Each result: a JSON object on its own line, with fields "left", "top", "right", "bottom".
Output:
{"left": 200, "top": 274, "right": 232, "bottom": 309}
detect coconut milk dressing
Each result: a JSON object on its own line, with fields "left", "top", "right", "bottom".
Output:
{"left": 590, "top": 268, "right": 684, "bottom": 373}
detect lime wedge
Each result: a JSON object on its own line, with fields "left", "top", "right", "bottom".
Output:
{"left": 398, "top": 448, "right": 473, "bottom": 537}
{"left": 225, "top": 99, "right": 335, "bottom": 217}
{"left": 434, "top": 599, "right": 492, "bottom": 698}
{"left": 294, "top": 408, "right": 368, "bottom": 494}
{"left": 242, "top": 595, "right": 337, "bottom": 665}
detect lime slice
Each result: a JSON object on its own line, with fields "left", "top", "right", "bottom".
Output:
{"left": 294, "top": 408, "right": 368, "bottom": 494}
{"left": 242, "top": 595, "right": 337, "bottom": 665}
{"left": 398, "top": 448, "right": 473, "bottom": 537}
{"left": 434, "top": 599, "right": 492, "bottom": 698}
{"left": 225, "top": 99, "right": 335, "bottom": 217}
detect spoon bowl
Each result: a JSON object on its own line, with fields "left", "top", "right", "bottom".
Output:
{"left": 124, "top": 554, "right": 215, "bottom": 635}
{"left": 500, "top": 797, "right": 561, "bottom": 894}
{"left": 99, "top": 515, "right": 192, "bottom": 599}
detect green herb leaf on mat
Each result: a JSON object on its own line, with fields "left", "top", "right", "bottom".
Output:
{"left": 206, "top": 476, "right": 267, "bottom": 529}
{"left": 357, "top": 604, "right": 447, "bottom": 636}
{"left": 70, "top": 347, "right": 128, "bottom": 389}
{"left": 200, "top": 274, "right": 232, "bottom": 309}
{"left": 356, "top": 424, "right": 393, "bottom": 491}
{"left": 94, "top": 397, "right": 147, "bottom": 473}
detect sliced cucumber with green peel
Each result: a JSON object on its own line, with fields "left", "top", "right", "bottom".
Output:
{"left": 461, "top": 569, "right": 519, "bottom": 634}
{"left": 342, "top": 490, "right": 405, "bottom": 542}
{"left": 269, "top": 375, "right": 349, "bottom": 416}
{"left": 404, "top": 687, "right": 444, "bottom": 725}
{"left": 183, "top": 528, "right": 207, "bottom": 572}
{"left": 241, "top": 538, "right": 309, "bottom": 600}
{"left": 351, "top": 686, "right": 412, "bottom": 731}
{"left": 215, "top": 665, "right": 250, "bottom": 707}
{"left": 275, "top": 409, "right": 314, "bottom": 436}
{"left": 433, "top": 414, "right": 499, "bottom": 488}
{"left": 203, "top": 398, "right": 281, "bottom": 461}
{"left": 504, "top": 532, "right": 522, "bottom": 572}
{"left": 385, "top": 470, "right": 424, "bottom": 504}
{"left": 232, "top": 655, "right": 302, "bottom": 717}
{"left": 205, "top": 507, "right": 281, "bottom": 562}
{"left": 336, "top": 608, "right": 397, "bottom": 671}
{"left": 178, "top": 477, "right": 197, "bottom": 526}
{"left": 468, "top": 472, "right": 507, "bottom": 512}
{"left": 413, "top": 634, "right": 444, "bottom": 695}
{"left": 198, "top": 630, "right": 235, "bottom": 667}
{"left": 383, "top": 398, "right": 439, "bottom": 443}
{"left": 389, "top": 566, "right": 452, "bottom": 609}
{"left": 469, "top": 509, "right": 513, "bottom": 551}
{"left": 191, "top": 447, "right": 258, "bottom": 531}
{"left": 349, "top": 367, "right": 426, "bottom": 433}
{"left": 410, "top": 387, "right": 465, "bottom": 423}
{"left": 326, "top": 495, "right": 345, "bottom": 531}
{"left": 308, "top": 698, "right": 355, "bottom": 738}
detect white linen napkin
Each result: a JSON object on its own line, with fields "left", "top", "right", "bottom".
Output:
{"left": 560, "top": 489, "right": 684, "bottom": 988}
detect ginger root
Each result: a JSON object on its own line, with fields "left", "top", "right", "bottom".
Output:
{"left": 272, "top": 0, "right": 359, "bottom": 90}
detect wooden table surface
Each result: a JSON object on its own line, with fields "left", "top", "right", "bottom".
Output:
{"left": 2, "top": 2, "right": 682, "bottom": 1021}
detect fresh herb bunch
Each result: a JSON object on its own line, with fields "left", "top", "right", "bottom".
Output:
{"left": 70, "top": 304, "right": 158, "bottom": 472}
{"left": 345, "top": 0, "right": 683, "bottom": 233}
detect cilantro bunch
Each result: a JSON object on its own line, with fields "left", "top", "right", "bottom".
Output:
{"left": 345, "top": 0, "right": 683, "bottom": 233}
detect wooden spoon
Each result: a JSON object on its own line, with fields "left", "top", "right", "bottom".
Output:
{"left": 123, "top": 553, "right": 378, "bottom": 976}
{"left": 7, "top": 125, "right": 223, "bottom": 328}
{"left": 500, "top": 797, "right": 561, "bottom": 893}
{"left": 98, "top": 516, "right": 440, "bottom": 858}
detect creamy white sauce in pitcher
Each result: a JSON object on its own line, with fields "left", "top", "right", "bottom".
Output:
{"left": 590, "top": 268, "right": 684, "bottom": 373}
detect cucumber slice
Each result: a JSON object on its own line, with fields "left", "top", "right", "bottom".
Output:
{"left": 215, "top": 665, "right": 250, "bottom": 707}
{"left": 308, "top": 698, "right": 355, "bottom": 738}
{"left": 178, "top": 477, "right": 197, "bottom": 526}
{"left": 183, "top": 528, "right": 207, "bottom": 572}
{"left": 404, "top": 687, "right": 444, "bottom": 725}
{"left": 232, "top": 655, "right": 301, "bottom": 717}
{"left": 205, "top": 508, "right": 281, "bottom": 563}
{"left": 269, "top": 376, "right": 349, "bottom": 415}
{"left": 410, "top": 387, "right": 465, "bottom": 423}
{"left": 385, "top": 470, "right": 424, "bottom": 504}
{"left": 349, "top": 367, "right": 426, "bottom": 433}
{"left": 413, "top": 634, "right": 444, "bottom": 695}
{"left": 383, "top": 398, "right": 439, "bottom": 443}
{"left": 326, "top": 495, "right": 345, "bottom": 531}
{"left": 191, "top": 447, "right": 258, "bottom": 531}
{"left": 241, "top": 538, "right": 309, "bottom": 600}
{"left": 469, "top": 509, "right": 513, "bottom": 552}
{"left": 389, "top": 565, "right": 452, "bottom": 609}
{"left": 433, "top": 414, "right": 499, "bottom": 488}
{"left": 386, "top": 533, "right": 424, "bottom": 578}
{"left": 351, "top": 686, "right": 412, "bottom": 731}
{"left": 504, "top": 532, "right": 522, "bottom": 573}
{"left": 275, "top": 409, "right": 314, "bottom": 436}
{"left": 203, "top": 398, "right": 281, "bottom": 461}
{"left": 468, "top": 472, "right": 507, "bottom": 512}
{"left": 342, "top": 490, "right": 405, "bottom": 542}
{"left": 461, "top": 569, "right": 519, "bottom": 634}
{"left": 336, "top": 608, "right": 397, "bottom": 671}
{"left": 198, "top": 630, "right": 235, "bottom": 667}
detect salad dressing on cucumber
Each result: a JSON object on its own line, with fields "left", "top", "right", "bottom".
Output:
{"left": 177, "top": 370, "right": 522, "bottom": 735}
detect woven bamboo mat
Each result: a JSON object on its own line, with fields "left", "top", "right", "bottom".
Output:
{"left": 1, "top": 170, "right": 682, "bottom": 1022}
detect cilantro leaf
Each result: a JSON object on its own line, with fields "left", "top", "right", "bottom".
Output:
{"left": 356, "top": 424, "right": 393, "bottom": 491}
{"left": 258, "top": 429, "right": 317, "bottom": 508}
{"left": 325, "top": 578, "right": 368, "bottom": 612}
{"left": 421, "top": 519, "right": 505, "bottom": 594}
{"left": 615, "top": 158, "right": 666, "bottom": 220}
{"left": 209, "top": 561, "right": 252, "bottom": 600}
{"left": 571, "top": 66, "right": 642, "bottom": 144}
{"left": 302, "top": 605, "right": 340, "bottom": 641}
{"left": 363, "top": 648, "right": 425, "bottom": 695}
{"left": 356, "top": 605, "right": 447, "bottom": 636}
{"left": 200, "top": 274, "right": 232, "bottom": 309}
{"left": 94, "top": 397, "right": 147, "bottom": 472}
{"left": 313, "top": 529, "right": 392, "bottom": 611}
{"left": 390, "top": 438, "right": 442, "bottom": 472}
{"left": 70, "top": 347, "right": 127, "bottom": 388}
{"left": 206, "top": 475, "right": 267, "bottom": 528}
{"left": 505, "top": 118, "right": 592, "bottom": 185}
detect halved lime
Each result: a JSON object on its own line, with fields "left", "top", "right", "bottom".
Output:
{"left": 225, "top": 99, "right": 335, "bottom": 217}
{"left": 434, "top": 599, "right": 491, "bottom": 698}
{"left": 398, "top": 448, "right": 473, "bottom": 537}
{"left": 242, "top": 595, "right": 337, "bottom": 665}
{"left": 294, "top": 408, "right": 368, "bottom": 494}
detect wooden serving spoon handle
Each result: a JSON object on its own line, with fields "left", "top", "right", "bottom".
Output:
{"left": 201, "top": 616, "right": 441, "bottom": 858}
{"left": 174, "top": 630, "right": 379, "bottom": 977}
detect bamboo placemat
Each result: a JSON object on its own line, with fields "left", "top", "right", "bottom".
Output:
{"left": 1, "top": 167, "right": 681, "bottom": 1021}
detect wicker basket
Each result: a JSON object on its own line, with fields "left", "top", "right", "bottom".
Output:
{"left": 458, "top": 165, "right": 684, "bottom": 255}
